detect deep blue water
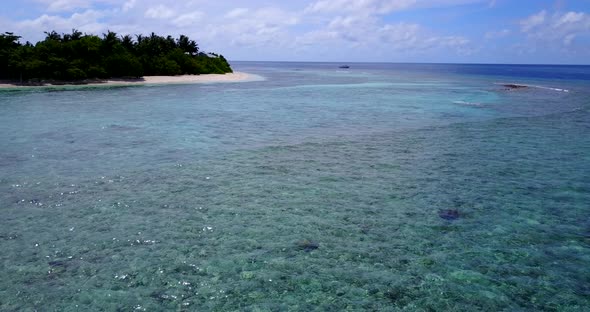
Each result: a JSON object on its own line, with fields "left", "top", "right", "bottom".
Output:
{"left": 1, "top": 62, "right": 589, "bottom": 311}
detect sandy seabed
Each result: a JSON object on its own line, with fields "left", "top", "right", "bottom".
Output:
{"left": 0, "top": 72, "right": 263, "bottom": 88}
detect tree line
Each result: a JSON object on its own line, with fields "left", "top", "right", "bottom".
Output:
{"left": 0, "top": 30, "right": 232, "bottom": 83}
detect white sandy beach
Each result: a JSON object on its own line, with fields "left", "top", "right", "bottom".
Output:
{"left": 0, "top": 71, "right": 262, "bottom": 88}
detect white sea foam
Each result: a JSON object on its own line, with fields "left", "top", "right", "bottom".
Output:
{"left": 453, "top": 100, "right": 483, "bottom": 107}
{"left": 531, "top": 85, "right": 569, "bottom": 92}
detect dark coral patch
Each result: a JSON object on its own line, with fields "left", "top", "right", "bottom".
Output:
{"left": 439, "top": 209, "right": 460, "bottom": 221}
{"left": 296, "top": 239, "right": 319, "bottom": 252}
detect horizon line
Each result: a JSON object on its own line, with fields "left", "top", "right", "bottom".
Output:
{"left": 229, "top": 60, "right": 590, "bottom": 66}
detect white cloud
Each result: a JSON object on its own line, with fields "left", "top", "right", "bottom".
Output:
{"left": 305, "top": 0, "right": 486, "bottom": 15}
{"left": 306, "top": 0, "right": 417, "bottom": 15}
{"left": 296, "top": 29, "right": 339, "bottom": 46}
{"left": 33, "top": 0, "right": 129, "bottom": 12}
{"left": 4, "top": 0, "right": 552, "bottom": 62}
{"left": 17, "top": 10, "right": 105, "bottom": 40}
{"left": 122, "top": 0, "right": 137, "bottom": 12}
{"left": 438, "top": 36, "right": 473, "bottom": 55}
{"left": 204, "top": 7, "right": 299, "bottom": 48}
{"left": 563, "top": 33, "right": 576, "bottom": 45}
{"left": 292, "top": 0, "right": 480, "bottom": 58}
{"left": 520, "top": 10, "right": 546, "bottom": 32}
{"left": 520, "top": 10, "right": 590, "bottom": 47}
{"left": 172, "top": 11, "right": 204, "bottom": 27}
{"left": 294, "top": 13, "right": 471, "bottom": 57}
{"left": 224, "top": 8, "right": 249, "bottom": 19}
{"left": 485, "top": 28, "right": 510, "bottom": 39}
{"left": 34, "top": 0, "right": 92, "bottom": 12}
{"left": 145, "top": 5, "right": 175, "bottom": 19}
{"left": 554, "top": 11, "right": 587, "bottom": 28}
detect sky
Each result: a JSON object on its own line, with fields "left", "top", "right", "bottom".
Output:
{"left": 1, "top": 0, "right": 590, "bottom": 64}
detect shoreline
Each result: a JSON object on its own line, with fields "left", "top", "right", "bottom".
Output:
{"left": 0, "top": 72, "right": 263, "bottom": 89}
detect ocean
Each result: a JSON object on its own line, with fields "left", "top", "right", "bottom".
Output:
{"left": 1, "top": 62, "right": 589, "bottom": 311}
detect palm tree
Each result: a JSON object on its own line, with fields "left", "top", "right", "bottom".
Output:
{"left": 121, "top": 34, "right": 134, "bottom": 51}
{"left": 44, "top": 31, "right": 62, "bottom": 41}
{"left": 177, "top": 35, "right": 198, "bottom": 55}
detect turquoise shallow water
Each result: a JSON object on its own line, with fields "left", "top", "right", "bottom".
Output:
{"left": 1, "top": 63, "right": 589, "bottom": 311}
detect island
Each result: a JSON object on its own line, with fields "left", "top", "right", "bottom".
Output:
{"left": 0, "top": 30, "right": 234, "bottom": 86}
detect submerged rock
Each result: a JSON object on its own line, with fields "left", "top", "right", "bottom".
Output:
{"left": 150, "top": 290, "right": 174, "bottom": 303}
{"left": 450, "top": 270, "right": 488, "bottom": 284}
{"left": 48, "top": 260, "right": 68, "bottom": 267}
{"left": 296, "top": 239, "right": 319, "bottom": 252}
{"left": 502, "top": 84, "right": 529, "bottom": 90}
{"left": 240, "top": 271, "right": 255, "bottom": 280}
{"left": 48, "top": 259, "right": 73, "bottom": 275}
{"left": 438, "top": 209, "right": 460, "bottom": 221}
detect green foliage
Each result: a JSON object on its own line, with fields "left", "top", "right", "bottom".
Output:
{"left": 149, "top": 57, "right": 181, "bottom": 76}
{"left": 0, "top": 30, "right": 232, "bottom": 82}
{"left": 0, "top": 32, "right": 23, "bottom": 79}
{"left": 104, "top": 53, "right": 143, "bottom": 77}
{"left": 87, "top": 66, "right": 108, "bottom": 79}
{"left": 65, "top": 67, "right": 87, "bottom": 80}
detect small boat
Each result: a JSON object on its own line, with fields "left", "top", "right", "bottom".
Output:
{"left": 338, "top": 65, "right": 350, "bottom": 69}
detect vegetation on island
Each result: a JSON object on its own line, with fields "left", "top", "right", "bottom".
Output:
{"left": 0, "top": 30, "right": 232, "bottom": 84}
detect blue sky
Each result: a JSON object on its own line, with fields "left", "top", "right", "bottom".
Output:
{"left": 1, "top": 0, "right": 589, "bottom": 64}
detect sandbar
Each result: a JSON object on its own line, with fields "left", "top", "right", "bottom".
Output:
{"left": 0, "top": 72, "right": 263, "bottom": 89}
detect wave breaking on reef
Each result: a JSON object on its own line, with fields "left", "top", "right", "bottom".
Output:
{"left": 495, "top": 82, "right": 569, "bottom": 92}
